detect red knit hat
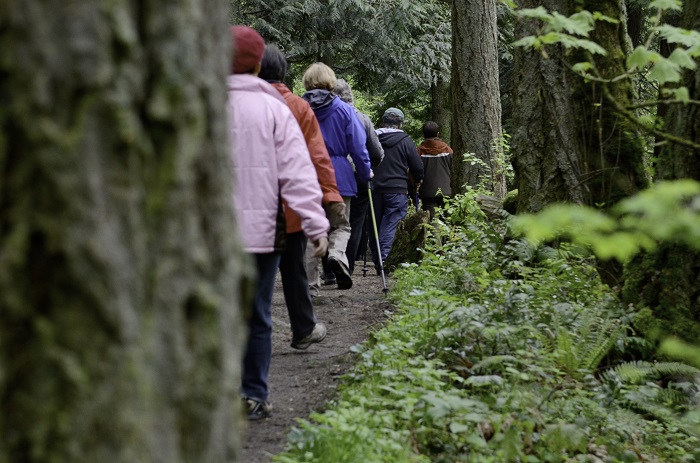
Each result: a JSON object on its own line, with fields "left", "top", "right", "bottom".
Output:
{"left": 230, "top": 25, "right": 265, "bottom": 74}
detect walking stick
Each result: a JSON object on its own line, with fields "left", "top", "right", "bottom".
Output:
{"left": 367, "top": 180, "right": 388, "bottom": 294}
{"left": 362, "top": 207, "right": 369, "bottom": 277}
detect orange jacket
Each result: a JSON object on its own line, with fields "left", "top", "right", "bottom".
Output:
{"left": 271, "top": 83, "right": 342, "bottom": 233}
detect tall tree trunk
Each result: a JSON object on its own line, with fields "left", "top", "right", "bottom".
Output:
{"left": 451, "top": 0, "right": 505, "bottom": 198}
{"left": 513, "top": 0, "right": 648, "bottom": 215}
{"left": 622, "top": 1, "right": 700, "bottom": 343}
{"left": 512, "top": 0, "right": 649, "bottom": 287}
{"left": 430, "top": 76, "right": 452, "bottom": 144}
{"left": 0, "top": 2, "right": 250, "bottom": 462}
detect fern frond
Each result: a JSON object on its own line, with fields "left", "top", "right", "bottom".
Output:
{"left": 610, "top": 361, "right": 700, "bottom": 384}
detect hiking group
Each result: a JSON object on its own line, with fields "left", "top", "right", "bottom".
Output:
{"left": 227, "top": 25, "right": 454, "bottom": 420}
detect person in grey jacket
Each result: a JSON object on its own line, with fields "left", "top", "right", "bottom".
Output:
{"left": 332, "top": 79, "right": 384, "bottom": 274}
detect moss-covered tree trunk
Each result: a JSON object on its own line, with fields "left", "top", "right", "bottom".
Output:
{"left": 0, "top": 1, "right": 250, "bottom": 462}
{"left": 622, "top": 1, "right": 700, "bottom": 343}
{"left": 512, "top": 0, "right": 648, "bottom": 214}
{"left": 451, "top": 0, "right": 505, "bottom": 198}
{"left": 512, "top": 0, "right": 649, "bottom": 286}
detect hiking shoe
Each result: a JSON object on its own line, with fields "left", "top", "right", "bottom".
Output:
{"left": 327, "top": 257, "right": 352, "bottom": 289}
{"left": 243, "top": 397, "right": 272, "bottom": 421}
{"left": 321, "top": 271, "right": 336, "bottom": 286}
{"left": 291, "top": 323, "right": 327, "bottom": 350}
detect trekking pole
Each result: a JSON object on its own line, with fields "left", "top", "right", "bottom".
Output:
{"left": 367, "top": 180, "right": 389, "bottom": 294}
{"left": 362, "top": 208, "right": 369, "bottom": 277}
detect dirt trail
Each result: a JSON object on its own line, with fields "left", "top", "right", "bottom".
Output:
{"left": 241, "top": 263, "right": 391, "bottom": 463}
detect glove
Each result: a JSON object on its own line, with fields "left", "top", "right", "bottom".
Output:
{"left": 325, "top": 201, "right": 347, "bottom": 228}
{"left": 312, "top": 236, "right": 329, "bottom": 258}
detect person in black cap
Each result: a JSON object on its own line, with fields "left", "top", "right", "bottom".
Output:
{"left": 370, "top": 107, "right": 424, "bottom": 272}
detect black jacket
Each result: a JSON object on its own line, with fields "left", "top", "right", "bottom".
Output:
{"left": 418, "top": 137, "right": 453, "bottom": 198}
{"left": 373, "top": 129, "right": 424, "bottom": 194}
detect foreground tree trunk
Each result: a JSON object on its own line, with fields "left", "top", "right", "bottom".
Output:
{"left": 451, "top": 0, "right": 505, "bottom": 198}
{"left": 622, "top": 1, "right": 700, "bottom": 343}
{"left": 0, "top": 2, "right": 250, "bottom": 462}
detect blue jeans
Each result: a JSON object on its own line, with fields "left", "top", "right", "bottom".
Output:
{"left": 242, "top": 252, "right": 281, "bottom": 402}
{"left": 369, "top": 192, "right": 408, "bottom": 268}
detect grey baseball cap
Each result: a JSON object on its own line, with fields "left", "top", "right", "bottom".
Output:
{"left": 383, "top": 107, "right": 404, "bottom": 120}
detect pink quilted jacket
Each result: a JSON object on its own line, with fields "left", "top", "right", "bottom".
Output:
{"left": 227, "top": 74, "right": 329, "bottom": 253}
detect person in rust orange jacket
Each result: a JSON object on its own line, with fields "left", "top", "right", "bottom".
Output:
{"left": 259, "top": 44, "right": 345, "bottom": 350}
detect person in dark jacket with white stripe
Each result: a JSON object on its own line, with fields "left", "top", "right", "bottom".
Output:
{"left": 370, "top": 107, "right": 424, "bottom": 271}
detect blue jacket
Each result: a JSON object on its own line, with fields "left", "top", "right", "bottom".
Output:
{"left": 303, "top": 89, "right": 371, "bottom": 197}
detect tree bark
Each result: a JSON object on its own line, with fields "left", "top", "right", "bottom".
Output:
{"left": 512, "top": 0, "right": 649, "bottom": 214}
{"left": 430, "top": 76, "right": 452, "bottom": 144}
{"left": 0, "top": 2, "right": 249, "bottom": 462}
{"left": 511, "top": 0, "right": 649, "bottom": 286}
{"left": 622, "top": 1, "right": 700, "bottom": 343}
{"left": 451, "top": 0, "right": 505, "bottom": 198}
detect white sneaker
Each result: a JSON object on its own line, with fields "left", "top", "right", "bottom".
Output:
{"left": 290, "top": 323, "right": 327, "bottom": 350}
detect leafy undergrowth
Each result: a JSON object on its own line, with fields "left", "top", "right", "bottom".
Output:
{"left": 274, "top": 190, "right": 700, "bottom": 463}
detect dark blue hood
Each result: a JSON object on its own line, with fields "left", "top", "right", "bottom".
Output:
{"left": 302, "top": 89, "right": 338, "bottom": 122}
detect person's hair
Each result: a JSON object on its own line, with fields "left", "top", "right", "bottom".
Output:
{"left": 333, "top": 78, "right": 353, "bottom": 104}
{"left": 422, "top": 121, "right": 439, "bottom": 138}
{"left": 258, "top": 44, "right": 287, "bottom": 82}
{"left": 381, "top": 114, "right": 403, "bottom": 129}
{"left": 303, "top": 62, "right": 337, "bottom": 91}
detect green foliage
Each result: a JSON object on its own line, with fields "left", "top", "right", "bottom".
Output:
{"left": 513, "top": 8, "right": 612, "bottom": 57}
{"left": 511, "top": 0, "right": 700, "bottom": 154}
{"left": 274, "top": 190, "right": 700, "bottom": 463}
{"left": 230, "top": 0, "right": 450, "bottom": 116}
{"left": 510, "top": 180, "right": 700, "bottom": 262}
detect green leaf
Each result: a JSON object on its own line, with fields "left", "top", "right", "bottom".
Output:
{"left": 572, "top": 62, "right": 593, "bottom": 73}
{"left": 656, "top": 24, "right": 700, "bottom": 48}
{"left": 661, "top": 86, "right": 691, "bottom": 103}
{"left": 590, "top": 231, "right": 647, "bottom": 262}
{"left": 449, "top": 422, "right": 471, "bottom": 433}
{"left": 626, "top": 46, "right": 661, "bottom": 71}
{"left": 572, "top": 38, "right": 607, "bottom": 55}
{"left": 649, "top": 0, "right": 683, "bottom": 12}
{"left": 517, "top": 7, "right": 552, "bottom": 22}
{"left": 549, "top": 11, "right": 594, "bottom": 36}
{"left": 591, "top": 11, "right": 619, "bottom": 24}
{"left": 668, "top": 48, "right": 698, "bottom": 70}
{"left": 648, "top": 58, "right": 682, "bottom": 85}
{"left": 513, "top": 36, "right": 539, "bottom": 49}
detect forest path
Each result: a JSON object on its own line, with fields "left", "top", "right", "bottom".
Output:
{"left": 241, "top": 263, "right": 391, "bottom": 462}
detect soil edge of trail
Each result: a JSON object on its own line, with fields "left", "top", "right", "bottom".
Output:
{"left": 241, "top": 267, "right": 392, "bottom": 463}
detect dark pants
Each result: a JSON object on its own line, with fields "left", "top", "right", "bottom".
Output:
{"left": 346, "top": 190, "right": 370, "bottom": 274}
{"left": 242, "top": 251, "right": 281, "bottom": 402}
{"left": 279, "top": 231, "right": 316, "bottom": 340}
{"left": 420, "top": 196, "right": 445, "bottom": 220}
{"left": 369, "top": 192, "right": 408, "bottom": 268}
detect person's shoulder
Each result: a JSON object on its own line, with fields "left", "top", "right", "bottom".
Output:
{"left": 334, "top": 98, "right": 357, "bottom": 117}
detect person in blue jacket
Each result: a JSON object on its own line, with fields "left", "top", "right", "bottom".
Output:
{"left": 302, "top": 63, "right": 371, "bottom": 290}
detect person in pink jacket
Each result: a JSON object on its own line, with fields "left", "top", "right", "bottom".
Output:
{"left": 227, "top": 25, "right": 330, "bottom": 420}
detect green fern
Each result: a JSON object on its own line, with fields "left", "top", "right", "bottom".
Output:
{"left": 539, "top": 310, "right": 626, "bottom": 379}
{"left": 601, "top": 360, "right": 700, "bottom": 435}
{"left": 606, "top": 361, "right": 700, "bottom": 384}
